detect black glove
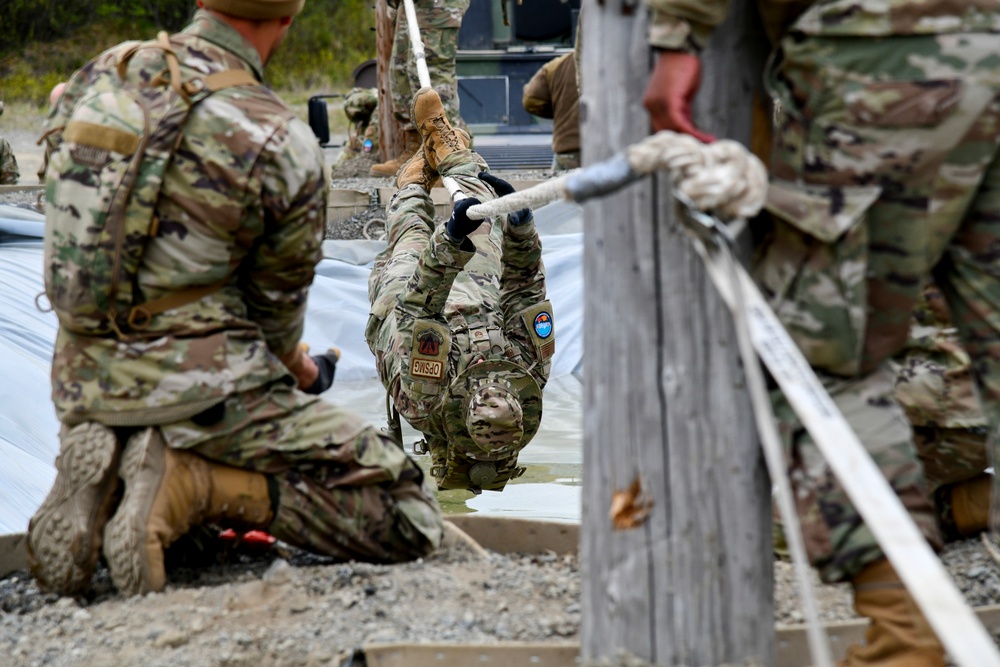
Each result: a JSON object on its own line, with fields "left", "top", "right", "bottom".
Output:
{"left": 305, "top": 349, "right": 340, "bottom": 395}
{"left": 446, "top": 197, "right": 484, "bottom": 241}
{"left": 478, "top": 171, "right": 531, "bottom": 226}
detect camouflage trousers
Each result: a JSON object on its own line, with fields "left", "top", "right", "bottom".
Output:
{"left": 390, "top": 0, "right": 470, "bottom": 132}
{"left": 759, "top": 32, "right": 1000, "bottom": 583}
{"left": 159, "top": 382, "right": 444, "bottom": 563}
{"left": 0, "top": 136, "right": 18, "bottom": 184}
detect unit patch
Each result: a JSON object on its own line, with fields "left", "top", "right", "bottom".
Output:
{"left": 418, "top": 330, "right": 441, "bottom": 356}
{"left": 409, "top": 319, "right": 450, "bottom": 382}
{"left": 533, "top": 311, "right": 553, "bottom": 339}
{"left": 519, "top": 300, "right": 556, "bottom": 362}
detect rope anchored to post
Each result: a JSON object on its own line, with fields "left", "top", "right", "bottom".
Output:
{"left": 446, "top": 130, "right": 770, "bottom": 219}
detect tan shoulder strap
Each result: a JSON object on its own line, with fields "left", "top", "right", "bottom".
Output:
{"left": 203, "top": 69, "right": 259, "bottom": 91}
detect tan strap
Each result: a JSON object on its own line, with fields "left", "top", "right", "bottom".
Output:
{"left": 126, "top": 279, "right": 228, "bottom": 330}
{"left": 156, "top": 31, "right": 188, "bottom": 102}
{"left": 116, "top": 42, "right": 144, "bottom": 80}
{"left": 204, "top": 69, "right": 258, "bottom": 91}
{"left": 64, "top": 120, "right": 140, "bottom": 156}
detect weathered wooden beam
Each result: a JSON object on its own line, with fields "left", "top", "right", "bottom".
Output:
{"left": 579, "top": 0, "right": 772, "bottom": 664}
{"left": 375, "top": 0, "right": 404, "bottom": 163}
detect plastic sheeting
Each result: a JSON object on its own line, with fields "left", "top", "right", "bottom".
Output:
{"left": 0, "top": 201, "right": 584, "bottom": 534}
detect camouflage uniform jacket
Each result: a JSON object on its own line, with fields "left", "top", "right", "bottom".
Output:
{"left": 0, "top": 136, "right": 18, "bottom": 184}
{"left": 44, "top": 10, "right": 327, "bottom": 427}
{"left": 646, "top": 0, "right": 1000, "bottom": 50}
{"left": 367, "top": 186, "right": 553, "bottom": 453}
{"left": 523, "top": 53, "right": 580, "bottom": 155}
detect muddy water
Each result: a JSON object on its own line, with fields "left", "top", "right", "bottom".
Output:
{"left": 330, "top": 374, "right": 583, "bottom": 522}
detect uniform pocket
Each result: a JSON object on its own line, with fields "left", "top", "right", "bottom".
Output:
{"left": 845, "top": 80, "right": 961, "bottom": 128}
{"left": 754, "top": 179, "right": 881, "bottom": 376}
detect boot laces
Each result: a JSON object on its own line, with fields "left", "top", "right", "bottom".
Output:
{"left": 431, "top": 117, "right": 462, "bottom": 151}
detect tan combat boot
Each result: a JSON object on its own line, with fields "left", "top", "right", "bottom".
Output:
{"left": 840, "top": 558, "right": 945, "bottom": 667}
{"left": 396, "top": 142, "right": 439, "bottom": 190}
{"left": 27, "top": 422, "right": 123, "bottom": 595}
{"left": 395, "top": 129, "right": 472, "bottom": 190}
{"left": 411, "top": 86, "right": 469, "bottom": 171}
{"left": 950, "top": 473, "right": 991, "bottom": 537}
{"left": 102, "top": 428, "right": 273, "bottom": 596}
{"left": 370, "top": 130, "right": 421, "bottom": 177}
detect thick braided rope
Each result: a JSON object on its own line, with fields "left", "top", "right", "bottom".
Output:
{"left": 465, "top": 130, "right": 768, "bottom": 221}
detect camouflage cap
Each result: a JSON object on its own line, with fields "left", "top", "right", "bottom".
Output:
{"left": 201, "top": 0, "right": 305, "bottom": 19}
{"left": 443, "top": 359, "right": 542, "bottom": 460}
{"left": 466, "top": 384, "right": 524, "bottom": 451}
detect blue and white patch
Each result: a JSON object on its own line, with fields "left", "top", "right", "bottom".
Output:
{"left": 533, "top": 311, "right": 553, "bottom": 339}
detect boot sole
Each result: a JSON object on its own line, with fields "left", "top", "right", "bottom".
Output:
{"left": 26, "top": 422, "right": 121, "bottom": 595}
{"left": 103, "top": 428, "right": 165, "bottom": 596}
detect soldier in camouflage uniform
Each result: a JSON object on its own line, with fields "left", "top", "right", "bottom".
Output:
{"left": 370, "top": 0, "right": 471, "bottom": 177}
{"left": 337, "top": 87, "right": 380, "bottom": 165}
{"left": 27, "top": 0, "right": 443, "bottom": 599}
{"left": 366, "top": 86, "right": 554, "bottom": 493}
{"left": 0, "top": 102, "right": 19, "bottom": 185}
{"left": 642, "top": 1, "right": 1000, "bottom": 664}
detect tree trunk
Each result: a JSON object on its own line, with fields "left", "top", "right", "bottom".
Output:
{"left": 375, "top": 0, "right": 403, "bottom": 163}
{"left": 579, "top": 0, "right": 773, "bottom": 664}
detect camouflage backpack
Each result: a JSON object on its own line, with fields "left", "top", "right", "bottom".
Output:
{"left": 43, "top": 32, "right": 256, "bottom": 338}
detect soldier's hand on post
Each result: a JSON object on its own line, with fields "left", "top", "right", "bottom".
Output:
{"left": 642, "top": 50, "right": 715, "bottom": 143}
{"left": 478, "top": 172, "right": 531, "bottom": 226}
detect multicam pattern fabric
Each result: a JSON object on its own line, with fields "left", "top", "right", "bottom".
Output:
{"left": 648, "top": 1, "right": 1000, "bottom": 583}
{"left": 646, "top": 0, "right": 1000, "bottom": 49}
{"left": 365, "top": 149, "right": 552, "bottom": 492}
{"left": 340, "top": 87, "right": 379, "bottom": 160}
{"left": 0, "top": 136, "right": 18, "bottom": 184}
{"left": 43, "top": 10, "right": 443, "bottom": 563}
{"left": 891, "top": 283, "right": 989, "bottom": 497}
{"left": 162, "top": 382, "right": 443, "bottom": 562}
{"left": 43, "top": 10, "right": 326, "bottom": 426}
{"left": 892, "top": 285, "right": 988, "bottom": 432}
{"left": 389, "top": 0, "right": 470, "bottom": 132}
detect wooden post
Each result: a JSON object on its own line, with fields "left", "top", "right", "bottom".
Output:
{"left": 579, "top": 1, "right": 772, "bottom": 665}
{"left": 375, "top": 0, "right": 404, "bottom": 163}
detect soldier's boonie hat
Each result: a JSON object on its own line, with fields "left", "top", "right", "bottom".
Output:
{"left": 444, "top": 359, "right": 542, "bottom": 458}
{"left": 202, "top": 0, "right": 305, "bottom": 19}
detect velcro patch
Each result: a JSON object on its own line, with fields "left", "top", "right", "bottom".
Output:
{"left": 409, "top": 319, "right": 450, "bottom": 383}
{"left": 518, "top": 300, "right": 555, "bottom": 363}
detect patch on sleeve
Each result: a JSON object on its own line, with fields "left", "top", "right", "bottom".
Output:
{"left": 409, "top": 319, "right": 450, "bottom": 381}
{"left": 519, "top": 300, "right": 556, "bottom": 361}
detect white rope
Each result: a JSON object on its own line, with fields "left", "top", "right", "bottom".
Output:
{"left": 401, "top": 0, "right": 431, "bottom": 89}
{"left": 463, "top": 130, "right": 769, "bottom": 220}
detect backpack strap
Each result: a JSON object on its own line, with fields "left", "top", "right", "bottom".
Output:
{"left": 125, "top": 278, "right": 231, "bottom": 331}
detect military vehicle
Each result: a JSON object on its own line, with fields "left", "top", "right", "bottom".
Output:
{"left": 309, "top": 0, "right": 579, "bottom": 169}
{"left": 456, "top": 0, "right": 579, "bottom": 168}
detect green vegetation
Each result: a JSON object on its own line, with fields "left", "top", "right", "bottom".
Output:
{"left": 0, "top": 0, "right": 377, "bottom": 108}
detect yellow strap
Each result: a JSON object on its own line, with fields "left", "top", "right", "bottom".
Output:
{"left": 126, "top": 279, "right": 228, "bottom": 330}
{"left": 64, "top": 121, "right": 140, "bottom": 156}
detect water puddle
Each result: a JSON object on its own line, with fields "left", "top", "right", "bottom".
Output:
{"left": 330, "top": 374, "right": 582, "bottom": 522}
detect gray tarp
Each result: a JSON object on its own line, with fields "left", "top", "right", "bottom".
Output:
{"left": 0, "top": 202, "right": 583, "bottom": 534}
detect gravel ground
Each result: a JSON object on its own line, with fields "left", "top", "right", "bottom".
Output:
{"left": 1, "top": 535, "right": 999, "bottom": 666}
